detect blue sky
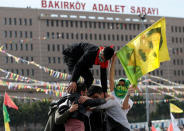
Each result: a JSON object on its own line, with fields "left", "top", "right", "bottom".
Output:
{"left": 0, "top": 0, "right": 184, "bottom": 18}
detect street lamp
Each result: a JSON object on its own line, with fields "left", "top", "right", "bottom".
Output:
{"left": 138, "top": 13, "right": 150, "bottom": 131}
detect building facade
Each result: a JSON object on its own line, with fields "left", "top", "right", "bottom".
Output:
{"left": 0, "top": 7, "right": 184, "bottom": 85}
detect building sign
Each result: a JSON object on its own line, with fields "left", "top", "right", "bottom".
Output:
{"left": 1, "top": 0, "right": 184, "bottom": 18}
{"left": 41, "top": 0, "right": 159, "bottom": 16}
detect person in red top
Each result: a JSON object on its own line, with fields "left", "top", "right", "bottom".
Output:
{"left": 63, "top": 43, "right": 114, "bottom": 93}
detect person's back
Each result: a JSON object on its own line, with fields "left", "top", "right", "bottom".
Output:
{"left": 87, "top": 85, "right": 130, "bottom": 131}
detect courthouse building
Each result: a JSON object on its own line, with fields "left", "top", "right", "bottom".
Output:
{"left": 0, "top": 7, "right": 184, "bottom": 86}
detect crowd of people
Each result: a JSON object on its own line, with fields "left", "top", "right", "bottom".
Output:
{"left": 44, "top": 43, "right": 137, "bottom": 131}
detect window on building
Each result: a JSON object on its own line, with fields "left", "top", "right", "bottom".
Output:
{"left": 171, "top": 26, "right": 174, "bottom": 32}
{"left": 75, "top": 21, "right": 78, "bottom": 28}
{"left": 4, "top": 17, "right": 7, "bottom": 25}
{"left": 103, "top": 34, "right": 106, "bottom": 41}
{"left": 94, "top": 34, "right": 97, "bottom": 40}
{"left": 84, "top": 21, "right": 87, "bottom": 28}
{"left": 14, "top": 43, "right": 19, "bottom": 50}
{"left": 51, "top": 32, "right": 54, "bottom": 39}
{"left": 25, "top": 31, "right": 28, "bottom": 38}
{"left": 121, "top": 35, "right": 124, "bottom": 41}
{"left": 14, "top": 18, "right": 17, "bottom": 25}
{"left": 30, "top": 31, "right": 33, "bottom": 38}
{"left": 47, "top": 32, "right": 50, "bottom": 39}
{"left": 10, "top": 57, "right": 13, "bottom": 63}
{"left": 19, "top": 31, "right": 23, "bottom": 38}
{"left": 108, "top": 34, "right": 111, "bottom": 41}
{"left": 5, "top": 56, "right": 8, "bottom": 63}
{"left": 16, "top": 69, "right": 19, "bottom": 74}
{"left": 24, "top": 18, "right": 27, "bottom": 25}
{"left": 14, "top": 31, "right": 17, "bottom": 38}
{"left": 71, "top": 33, "right": 74, "bottom": 39}
{"left": 19, "top": 18, "right": 22, "bottom": 25}
{"left": 66, "top": 33, "right": 69, "bottom": 39}
{"left": 76, "top": 33, "right": 78, "bottom": 40}
{"left": 58, "top": 57, "right": 61, "bottom": 63}
{"left": 21, "top": 69, "right": 24, "bottom": 75}
{"left": 103, "top": 22, "right": 106, "bottom": 29}
{"left": 57, "top": 44, "right": 60, "bottom": 51}
{"left": 129, "top": 24, "right": 132, "bottom": 30}
{"left": 10, "top": 44, "right": 13, "bottom": 50}
{"left": 20, "top": 44, "right": 23, "bottom": 50}
{"left": 99, "top": 34, "right": 102, "bottom": 40}
{"left": 70, "top": 21, "right": 73, "bottom": 27}
{"left": 4, "top": 31, "right": 7, "bottom": 38}
{"left": 94, "top": 22, "right": 96, "bottom": 28}
{"left": 48, "top": 57, "right": 51, "bottom": 63}
{"left": 125, "top": 35, "right": 128, "bottom": 41}
{"left": 52, "top": 45, "right": 55, "bottom": 51}
{"left": 174, "top": 70, "right": 176, "bottom": 76}
{"left": 65, "top": 20, "right": 69, "bottom": 27}
{"left": 26, "top": 69, "right": 29, "bottom": 76}
{"left": 98, "top": 22, "right": 101, "bottom": 29}
{"left": 172, "top": 37, "right": 174, "bottom": 43}
{"left": 89, "top": 22, "right": 92, "bottom": 28}
{"left": 111, "top": 23, "right": 114, "bottom": 29}
{"left": 9, "top": 18, "right": 12, "bottom": 25}
{"left": 80, "top": 21, "right": 83, "bottom": 28}
{"left": 80, "top": 33, "right": 83, "bottom": 40}
{"left": 29, "top": 19, "right": 32, "bottom": 26}
{"left": 53, "top": 57, "right": 56, "bottom": 63}
{"left": 61, "top": 20, "right": 64, "bottom": 27}
{"left": 85, "top": 33, "right": 88, "bottom": 40}
{"left": 26, "top": 56, "right": 29, "bottom": 61}
{"left": 32, "top": 69, "right": 34, "bottom": 76}
{"left": 31, "top": 44, "right": 33, "bottom": 51}
{"left": 173, "top": 59, "right": 176, "bottom": 65}
{"left": 25, "top": 44, "right": 28, "bottom": 51}
{"left": 31, "top": 57, "right": 33, "bottom": 61}
{"left": 9, "top": 31, "right": 12, "bottom": 38}
{"left": 117, "top": 35, "right": 119, "bottom": 41}
{"left": 46, "top": 19, "right": 49, "bottom": 26}
{"left": 51, "top": 20, "right": 54, "bottom": 27}
{"left": 112, "top": 35, "right": 115, "bottom": 41}
{"left": 89, "top": 34, "right": 93, "bottom": 40}
{"left": 175, "top": 26, "right": 177, "bottom": 32}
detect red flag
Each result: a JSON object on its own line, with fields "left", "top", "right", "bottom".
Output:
{"left": 151, "top": 125, "right": 157, "bottom": 131}
{"left": 4, "top": 92, "right": 18, "bottom": 110}
{"left": 167, "top": 123, "right": 173, "bottom": 131}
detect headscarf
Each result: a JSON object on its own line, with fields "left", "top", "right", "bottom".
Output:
{"left": 114, "top": 78, "right": 130, "bottom": 99}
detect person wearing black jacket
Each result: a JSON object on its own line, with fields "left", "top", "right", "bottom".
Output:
{"left": 63, "top": 42, "right": 114, "bottom": 93}
{"left": 44, "top": 83, "right": 107, "bottom": 131}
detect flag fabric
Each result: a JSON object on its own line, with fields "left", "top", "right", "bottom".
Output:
{"left": 151, "top": 125, "right": 157, "bottom": 131}
{"left": 170, "top": 103, "right": 183, "bottom": 113}
{"left": 168, "top": 113, "right": 180, "bottom": 131}
{"left": 4, "top": 92, "right": 18, "bottom": 110}
{"left": 167, "top": 123, "right": 173, "bottom": 131}
{"left": 3, "top": 104, "right": 11, "bottom": 131}
{"left": 117, "top": 17, "right": 170, "bottom": 85}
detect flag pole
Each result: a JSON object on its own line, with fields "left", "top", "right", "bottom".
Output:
{"left": 138, "top": 14, "right": 150, "bottom": 131}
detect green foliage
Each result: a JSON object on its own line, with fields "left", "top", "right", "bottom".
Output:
{"left": 0, "top": 97, "right": 50, "bottom": 127}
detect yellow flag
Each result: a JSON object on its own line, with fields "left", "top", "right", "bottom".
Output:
{"left": 117, "top": 17, "right": 170, "bottom": 84}
{"left": 170, "top": 103, "right": 183, "bottom": 113}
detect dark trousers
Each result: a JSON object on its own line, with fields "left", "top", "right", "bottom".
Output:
{"left": 107, "top": 116, "right": 130, "bottom": 131}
